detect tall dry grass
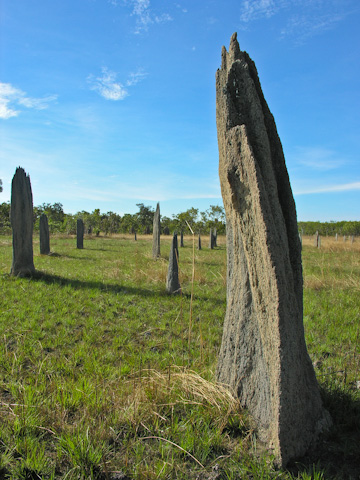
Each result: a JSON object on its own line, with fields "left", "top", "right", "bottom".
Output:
{"left": 302, "top": 236, "right": 360, "bottom": 291}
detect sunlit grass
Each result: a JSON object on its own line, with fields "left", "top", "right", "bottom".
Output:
{"left": 0, "top": 233, "right": 359, "bottom": 478}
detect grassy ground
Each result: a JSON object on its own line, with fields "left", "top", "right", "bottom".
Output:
{"left": 0, "top": 233, "right": 359, "bottom": 479}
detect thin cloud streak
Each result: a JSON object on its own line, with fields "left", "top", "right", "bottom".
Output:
{"left": 0, "top": 82, "right": 57, "bottom": 119}
{"left": 295, "top": 182, "right": 360, "bottom": 195}
{"left": 1, "top": 150, "right": 221, "bottom": 207}
{"left": 59, "top": 182, "right": 221, "bottom": 204}
{"left": 290, "top": 146, "right": 346, "bottom": 171}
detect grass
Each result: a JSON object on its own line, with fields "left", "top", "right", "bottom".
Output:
{"left": 0, "top": 233, "right": 359, "bottom": 479}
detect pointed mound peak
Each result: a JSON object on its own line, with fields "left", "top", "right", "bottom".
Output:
{"left": 221, "top": 45, "right": 227, "bottom": 71}
{"left": 229, "top": 32, "right": 241, "bottom": 62}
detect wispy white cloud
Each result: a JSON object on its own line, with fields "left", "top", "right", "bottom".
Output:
{"left": 239, "top": 0, "right": 356, "bottom": 41}
{"left": 0, "top": 83, "right": 57, "bottom": 120}
{"left": 295, "top": 182, "right": 360, "bottom": 195}
{"left": 87, "top": 68, "right": 128, "bottom": 100}
{"left": 154, "top": 13, "right": 172, "bottom": 24}
{"left": 131, "top": 0, "right": 151, "bottom": 31}
{"left": 109, "top": 0, "right": 172, "bottom": 33}
{"left": 280, "top": 10, "right": 347, "bottom": 42}
{"left": 18, "top": 95, "right": 58, "bottom": 110}
{"left": 87, "top": 67, "right": 147, "bottom": 100}
{"left": 132, "top": 0, "right": 172, "bottom": 33}
{"left": 291, "top": 146, "right": 346, "bottom": 170}
{"left": 240, "top": 0, "right": 280, "bottom": 23}
{"left": 175, "top": 4, "right": 188, "bottom": 14}
{"left": 126, "top": 70, "right": 148, "bottom": 87}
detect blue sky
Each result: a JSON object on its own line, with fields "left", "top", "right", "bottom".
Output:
{"left": 1, "top": 0, "right": 359, "bottom": 221}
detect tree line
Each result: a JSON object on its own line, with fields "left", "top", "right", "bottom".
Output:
{"left": 1, "top": 200, "right": 359, "bottom": 237}
{"left": 0, "top": 202, "right": 226, "bottom": 236}
{"left": 298, "top": 221, "right": 360, "bottom": 237}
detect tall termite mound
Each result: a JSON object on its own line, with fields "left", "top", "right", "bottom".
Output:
{"left": 39, "top": 214, "right": 50, "bottom": 255}
{"left": 152, "top": 202, "right": 161, "bottom": 259}
{"left": 216, "top": 33, "right": 331, "bottom": 467}
{"left": 77, "top": 218, "right": 84, "bottom": 249}
{"left": 166, "top": 232, "right": 181, "bottom": 294}
{"left": 10, "top": 167, "right": 35, "bottom": 276}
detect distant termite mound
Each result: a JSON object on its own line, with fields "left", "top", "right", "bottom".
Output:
{"left": 216, "top": 33, "right": 331, "bottom": 467}
{"left": 166, "top": 232, "right": 181, "bottom": 294}
{"left": 40, "top": 214, "right": 50, "bottom": 255}
{"left": 152, "top": 203, "right": 161, "bottom": 258}
{"left": 77, "top": 218, "right": 84, "bottom": 249}
{"left": 10, "top": 167, "right": 35, "bottom": 276}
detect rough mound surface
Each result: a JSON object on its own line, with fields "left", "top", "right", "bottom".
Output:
{"left": 166, "top": 233, "right": 181, "bottom": 294}
{"left": 215, "top": 33, "right": 331, "bottom": 467}
{"left": 77, "top": 218, "right": 84, "bottom": 249}
{"left": 40, "top": 213, "right": 50, "bottom": 255}
{"left": 10, "top": 167, "right": 35, "bottom": 276}
{"left": 152, "top": 203, "right": 161, "bottom": 258}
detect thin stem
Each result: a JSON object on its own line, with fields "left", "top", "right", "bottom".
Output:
{"left": 186, "top": 221, "right": 195, "bottom": 355}
{"left": 139, "top": 436, "right": 205, "bottom": 468}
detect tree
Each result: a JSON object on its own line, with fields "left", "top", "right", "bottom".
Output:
{"left": 34, "top": 202, "right": 65, "bottom": 232}
{"left": 0, "top": 179, "right": 3, "bottom": 193}
{"left": 161, "top": 216, "right": 172, "bottom": 234}
{"left": 102, "top": 211, "right": 121, "bottom": 235}
{"left": 135, "top": 203, "right": 154, "bottom": 233}
{"left": 0, "top": 202, "right": 11, "bottom": 233}
{"left": 200, "top": 205, "right": 226, "bottom": 234}
{"left": 172, "top": 208, "right": 199, "bottom": 233}
{"left": 63, "top": 214, "right": 77, "bottom": 234}
{"left": 89, "top": 209, "right": 102, "bottom": 234}
{"left": 120, "top": 213, "right": 138, "bottom": 234}
{"left": 207, "top": 205, "right": 225, "bottom": 223}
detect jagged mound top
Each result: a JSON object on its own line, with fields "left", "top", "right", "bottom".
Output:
{"left": 221, "top": 32, "right": 241, "bottom": 71}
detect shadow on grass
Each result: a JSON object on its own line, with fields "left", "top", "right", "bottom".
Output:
{"left": 31, "top": 270, "right": 159, "bottom": 298}
{"left": 51, "top": 248, "right": 110, "bottom": 254}
{"left": 288, "top": 382, "right": 360, "bottom": 479}
{"left": 41, "top": 252, "right": 98, "bottom": 260}
{"left": 2, "top": 270, "right": 226, "bottom": 307}
{"left": 83, "top": 247, "right": 113, "bottom": 252}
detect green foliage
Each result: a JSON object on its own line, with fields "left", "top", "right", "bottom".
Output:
{"left": 0, "top": 201, "right": 11, "bottom": 233}
{"left": 25, "top": 202, "right": 229, "bottom": 236}
{"left": 299, "top": 220, "right": 360, "bottom": 236}
{"left": 172, "top": 207, "right": 200, "bottom": 233}
{"left": 121, "top": 212, "right": 137, "bottom": 234}
{"left": 3, "top": 196, "right": 360, "bottom": 239}
{"left": 102, "top": 211, "right": 121, "bottom": 234}
{"left": 88, "top": 208, "right": 102, "bottom": 234}
{"left": 135, "top": 203, "right": 154, "bottom": 233}
{"left": 34, "top": 202, "right": 65, "bottom": 233}
{"left": 62, "top": 214, "right": 77, "bottom": 234}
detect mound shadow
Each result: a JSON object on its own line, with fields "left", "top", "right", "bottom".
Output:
{"left": 40, "top": 252, "right": 96, "bottom": 261}
{"left": 287, "top": 383, "right": 360, "bottom": 479}
{"left": 32, "top": 270, "right": 158, "bottom": 298}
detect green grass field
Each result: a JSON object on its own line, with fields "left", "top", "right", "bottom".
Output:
{"left": 0, "top": 234, "right": 359, "bottom": 479}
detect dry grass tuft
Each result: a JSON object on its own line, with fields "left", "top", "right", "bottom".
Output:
{"left": 121, "top": 366, "right": 241, "bottom": 429}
